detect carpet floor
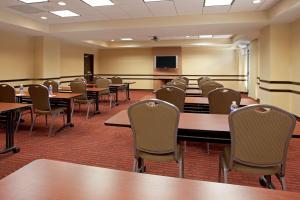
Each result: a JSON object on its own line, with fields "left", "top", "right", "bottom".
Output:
{"left": 1, "top": 91, "right": 300, "bottom": 192}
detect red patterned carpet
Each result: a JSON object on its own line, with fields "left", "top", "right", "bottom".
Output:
{"left": 1, "top": 91, "right": 300, "bottom": 192}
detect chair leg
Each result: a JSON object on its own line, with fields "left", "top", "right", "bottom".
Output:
{"left": 14, "top": 112, "right": 22, "bottom": 134}
{"left": 29, "top": 108, "right": 33, "bottom": 129}
{"left": 86, "top": 102, "right": 91, "bottom": 119}
{"left": 71, "top": 103, "right": 75, "bottom": 118}
{"left": 276, "top": 174, "right": 287, "bottom": 191}
{"left": 133, "top": 158, "right": 138, "bottom": 172}
{"left": 62, "top": 111, "right": 66, "bottom": 126}
{"left": 30, "top": 114, "right": 37, "bottom": 135}
{"left": 179, "top": 154, "right": 184, "bottom": 178}
{"left": 218, "top": 154, "right": 222, "bottom": 182}
{"left": 109, "top": 94, "right": 112, "bottom": 111}
{"left": 49, "top": 113, "right": 56, "bottom": 137}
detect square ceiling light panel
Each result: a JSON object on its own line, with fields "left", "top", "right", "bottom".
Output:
{"left": 81, "top": 0, "right": 114, "bottom": 7}
{"left": 204, "top": 0, "right": 234, "bottom": 7}
{"left": 50, "top": 10, "right": 80, "bottom": 17}
{"left": 19, "top": 0, "right": 48, "bottom": 3}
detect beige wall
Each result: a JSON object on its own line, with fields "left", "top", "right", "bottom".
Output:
{"left": 97, "top": 47, "right": 245, "bottom": 90}
{"left": 249, "top": 39, "right": 259, "bottom": 99}
{"left": 248, "top": 19, "right": 300, "bottom": 116}
{"left": 0, "top": 30, "right": 34, "bottom": 80}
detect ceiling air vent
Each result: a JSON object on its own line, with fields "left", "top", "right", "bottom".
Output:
{"left": 9, "top": 5, "right": 44, "bottom": 14}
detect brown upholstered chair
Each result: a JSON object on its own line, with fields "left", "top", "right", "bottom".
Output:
{"left": 95, "top": 78, "right": 115, "bottom": 110}
{"left": 43, "top": 80, "right": 59, "bottom": 93}
{"left": 166, "top": 81, "right": 186, "bottom": 91}
{"left": 218, "top": 105, "right": 296, "bottom": 190}
{"left": 173, "top": 78, "right": 187, "bottom": 86}
{"left": 28, "top": 84, "right": 65, "bottom": 136}
{"left": 0, "top": 84, "right": 33, "bottom": 133}
{"left": 208, "top": 88, "right": 241, "bottom": 114}
{"left": 128, "top": 99, "right": 184, "bottom": 178}
{"left": 70, "top": 81, "right": 96, "bottom": 119}
{"left": 156, "top": 86, "right": 185, "bottom": 112}
{"left": 179, "top": 76, "right": 189, "bottom": 85}
{"left": 73, "top": 77, "right": 86, "bottom": 82}
{"left": 201, "top": 81, "right": 224, "bottom": 97}
{"left": 198, "top": 77, "right": 211, "bottom": 89}
{"left": 111, "top": 76, "right": 123, "bottom": 84}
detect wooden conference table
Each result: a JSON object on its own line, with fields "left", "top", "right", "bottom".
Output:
{"left": 0, "top": 102, "right": 32, "bottom": 154}
{"left": 105, "top": 110, "right": 300, "bottom": 143}
{"left": 0, "top": 159, "right": 299, "bottom": 200}
{"left": 16, "top": 92, "right": 82, "bottom": 127}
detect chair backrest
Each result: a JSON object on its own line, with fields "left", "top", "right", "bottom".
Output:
{"left": 111, "top": 76, "right": 123, "bottom": 84}
{"left": 0, "top": 84, "right": 16, "bottom": 103}
{"left": 28, "top": 84, "right": 51, "bottom": 111}
{"left": 128, "top": 99, "right": 180, "bottom": 155}
{"left": 201, "top": 81, "right": 224, "bottom": 96}
{"left": 229, "top": 105, "right": 296, "bottom": 171}
{"left": 208, "top": 88, "right": 241, "bottom": 114}
{"left": 73, "top": 77, "right": 86, "bottom": 82}
{"left": 156, "top": 86, "right": 185, "bottom": 112}
{"left": 43, "top": 80, "right": 59, "bottom": 93}
{"left": 198, "top": 77, "right": 211, "bottom": 88}
{"left": 180, "top": 76, "right": 189, "bottom": 85}
{"left": 166, "top": 81, "right": 186, "bottom": 91}
{"left": 70, "top": 81, "right": 88, "bottom": 100}
{"left": 95, "top": 78, "right": 110, "bottom": 88}
{"left": 172, "top": 79, "right": 187, "bottom": 86}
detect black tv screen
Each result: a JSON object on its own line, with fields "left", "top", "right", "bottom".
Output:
{"left": 155, "top": 56, "right": 177, "bottom": 68}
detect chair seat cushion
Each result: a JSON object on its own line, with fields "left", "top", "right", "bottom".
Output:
{"left": 223, "top": 146, "right": 280, "bottom": 175}
{"left": 136, "top": 144, "right": 182, "bottom": 162}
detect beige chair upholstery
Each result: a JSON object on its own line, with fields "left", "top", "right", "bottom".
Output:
{"left": 219, "top": 105, "right": 296, "bottom": 190}
{"left": 111, "top": 76, "right": 123, "bottom": 84}
{"left": 95, "top": 78, "right": 114, "bottom": 110}
{"left": 70, "top": 81, "right": 96, "bottom": 119}
{"left": 43, "top": 80, "right": 59, "bottom": 93}
{"left": 0, "top": 84, "right": 33, "bottom": 134}
{"left": 208, "top": 88, "right": 241, "bottom": 114}
{"left": 166, "top": 81, "right": 186, "bottom": 91}
{"left": 156, "top": 86, "right": 185, "bottom": 112}
{"left": 28, "top": 84, "right": 65, "bottom": 136}
{"left": 73, "top": 77, "right": 86, "bottom": 82}
{"left": 198, "top": 77, "right": 211, "bottom": 89}
{"left": 128, "top": 99, "right": 184, "bottom": 178}
{"left": 179, "top": 76, "right": 189, "bottom": 85}
{"left": 173, "top": 78, "right": 187, "bottom": 86}
{"left": 201, "top": 81, "right": 224, "bottom": 97}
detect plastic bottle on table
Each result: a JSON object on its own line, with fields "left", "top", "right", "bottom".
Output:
{"left": 49, "top": 85, "right": 53, "bottom": 96}
{"left": 230, "top": 101, "right": 238, "bottom": 112}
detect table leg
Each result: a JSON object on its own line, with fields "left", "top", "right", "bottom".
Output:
{"left": 126, "top": 83, "right": 130, "bottom": 100}
{"left": 66, "top": 99, "right": 74, "bottom": 127}
{"left": 115, "top": 88, "right": 119, "bottom": 106}
{"left": 95, "top": 91, "right": 100, "bottom": 114}
{"left": 0, "top": 111, "right": 20, "bottom": 154}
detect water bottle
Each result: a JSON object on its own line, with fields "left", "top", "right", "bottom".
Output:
{"left": 49, "top": 85, "right": 53, "bottom": 96}
{"left": 230, "top": 101, "right": 238, "bottom": 112}
{"left": 19, "top": 84, "right": 24, "bottom": 95}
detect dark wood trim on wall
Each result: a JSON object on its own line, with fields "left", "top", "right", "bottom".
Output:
{"left": 98, "top": 74, "right": 247, "bottom": 77}
{"left": 257, "top": 77, "right": 300, "bottom": 86}
{"left": 259, "top": 87, "right": 300, "bottom": 95}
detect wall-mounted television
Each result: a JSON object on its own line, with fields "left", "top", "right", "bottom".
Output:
{"left": 155, "top": 56, "right": 177, "bottom": 68}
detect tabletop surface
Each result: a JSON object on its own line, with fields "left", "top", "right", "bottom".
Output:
{"left": 185, "top": 89, "right": 202, "bottom": 94}
{"left": 0, "top": 102, "right": 31, "bottom": 113}
{"left": 105, "top": 110, "right": 300, "bottom": 137}
{"left": 0, "top": 159, "right": 299, "bottom": 200}
{"left": 185, "top": 97, "right": 258, "bottom": 106}
{"left": 16, "top": 91, "right": 82, "bottom": 99}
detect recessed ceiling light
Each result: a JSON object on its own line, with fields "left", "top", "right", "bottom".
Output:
{"left": 253, "top": 0, "right": 262, "bottom": 4}
{"left": 185, "top": 36, "right": 191, "bottom": 38}
{"left": 50, "top": 10, "right": 80, "bottom": 17}
{"left": 81, "top": 0, "right": 114, "bottom": 7}
{"left": 204, "top": 0, "right": 234, "bottom": 7}
{"left": 199, "top": 35, "right": 213, "bottom": 38}
{"left": 58, "top": 1, "right": 66, "bottom": 6}
{"left": 110, "top": 39, "right": 115, "bottom": 42}
{"left": 121, "top": 38, "right": 133, "bottom": 41}
{"left": 40, "top": 16, "right": 48, "bottom": 19}
{"left": 18, "top": 0, "right": 48, "bottom": 3}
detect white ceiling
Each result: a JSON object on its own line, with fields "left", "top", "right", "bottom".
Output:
{"left": 0, "top": 0, "right": 280, "bottom": 24}
{"left": 1, "top": 0, "right": 299, "bottom": 46}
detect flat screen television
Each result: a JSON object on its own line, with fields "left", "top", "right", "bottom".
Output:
{"left": 155, "top": 56, "right": 177, "bottom": 68}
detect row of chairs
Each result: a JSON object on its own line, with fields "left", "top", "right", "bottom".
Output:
{"left": 128, "top": 99, "right": 295, "bottom": 190}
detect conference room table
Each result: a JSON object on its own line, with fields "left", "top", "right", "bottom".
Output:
{"left": 185, "top": 89, "right": 203, "bottom": 97}
{"left": 105, "top": 110, "right": 300, "bottom": 143}
{"left": 16, "top": 92, "right": 82, "bottom": 127}
{"left": 0, "top": 102, "right": 32, "bottom": 154}
{"left": 1, "top": 159, "right": 299, "bottom": 200}
{"left": 184, "top": 96, "right": 258, "bottom": 113}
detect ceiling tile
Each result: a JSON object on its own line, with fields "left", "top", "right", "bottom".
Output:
{"left": 173, "top": 0, "right": 204, "bottom": 15}
{"left": 145, "top": 0, "right": 177, "bottom": 17}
